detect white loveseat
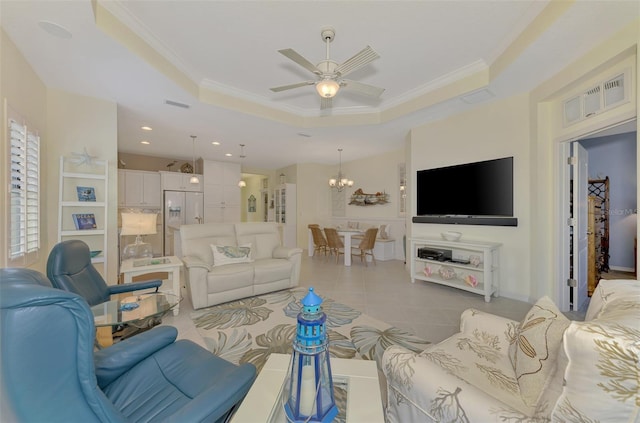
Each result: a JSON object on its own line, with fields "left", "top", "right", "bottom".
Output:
{"left": 180, "top": 222, "right": 302, "bottom": 309}
{"left": 382, "top": 279, "right": 639, "bottom": 422}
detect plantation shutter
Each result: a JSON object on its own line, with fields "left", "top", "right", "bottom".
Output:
{"left": 8, "top": 117, "right": 40, "bottom": 265}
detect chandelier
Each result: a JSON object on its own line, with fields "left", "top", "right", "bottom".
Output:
{"left": 329, "top": 148, "right": 353, "bottom": 191}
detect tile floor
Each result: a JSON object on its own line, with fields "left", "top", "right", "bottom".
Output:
{"left": 161, "top": 253, "right": 585, "bottom": 349}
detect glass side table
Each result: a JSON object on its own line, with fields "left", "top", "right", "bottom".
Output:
{"left": 91, "top": 293, "right": 180, "bottom": 347}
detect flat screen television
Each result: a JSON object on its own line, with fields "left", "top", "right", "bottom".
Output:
{"left": 416, "top": 157, "right": 514, "bottom": 217}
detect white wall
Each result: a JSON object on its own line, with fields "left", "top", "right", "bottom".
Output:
{"left": 46, "top": 89, "right": 119, "bottom": 282}
{"left": 1, "top": 30, "right": 48, "bottom": 270}
{"left": 410, "top": 93, "right": 531, "bottom": 301}
{"left": 529, "top": 21, "right": 639, "bottom": 307}
{"left": 291, "top": 150, "right": 407, "bottom": 256}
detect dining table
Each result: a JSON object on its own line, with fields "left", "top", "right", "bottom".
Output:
{"left": 337, "top": 228, "right": 364, "bottom": 266}
{"left": 306, "top": 227, "right": 364, "bottom": 266}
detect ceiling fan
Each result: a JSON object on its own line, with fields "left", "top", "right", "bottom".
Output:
{"left": 270, "top": 27, "right": 384, "bottom": 109}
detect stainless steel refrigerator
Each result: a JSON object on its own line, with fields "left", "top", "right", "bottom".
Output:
{"left": 163, "top": 190, "right": 204, "bottom": 256}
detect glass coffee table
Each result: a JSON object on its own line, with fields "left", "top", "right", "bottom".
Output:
{"left": 231, "top": 353, "right": 384, "bottom": 423}
{"left": 91, "top": 293, "right": 180, "bottom": 347}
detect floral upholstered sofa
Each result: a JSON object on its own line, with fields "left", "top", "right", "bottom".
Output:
{"left": 382, "top": 279, "right": 639, "bottom": 422}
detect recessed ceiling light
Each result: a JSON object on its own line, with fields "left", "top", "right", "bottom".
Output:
{"left": 212, "top": 141, "right": 220, "bottom": 145}
{"left": 38, "top": 21, "right": 72, "bottom": 39}
{"left": 225, "top": 153, "right": 232, "bottom": 157}
{"left": 141, "top": 126, "right": 152, "bottom": 131}
{"left": 141, "top": 140, "right": 150, "bottom": 145}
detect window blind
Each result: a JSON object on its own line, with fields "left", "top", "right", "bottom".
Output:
{"left": 8, "top": 117, "right": 40, "bottom": 265}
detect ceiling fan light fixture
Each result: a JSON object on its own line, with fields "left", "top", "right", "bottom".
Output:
{"left": 316, "top": 79, "right": 340, "bottom": 98}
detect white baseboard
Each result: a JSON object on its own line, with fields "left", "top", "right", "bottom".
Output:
{"left": 607, "top": 266, "right": 635, "bottom": 273}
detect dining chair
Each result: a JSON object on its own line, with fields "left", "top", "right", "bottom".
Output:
{"left": 324, "top": 227, "right": 345, "bottom": 264}
{"left": 308, "top": 224, "right": 329, "bottom": 256}
{"left": 351, "top": 227, "right": 378, "bottom": 266}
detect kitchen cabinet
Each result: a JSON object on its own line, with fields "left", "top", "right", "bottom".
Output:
{"left": 202, "top": 160, "right": 240, "bottom": 223}
{"left": 119, "top": 170, "right": 161, "bottom": 208}
{"left": 160, "top": 171, "right": 202, "bottom": 192}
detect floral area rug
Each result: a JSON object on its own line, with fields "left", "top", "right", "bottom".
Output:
{"left": 191, "top": 288, "right": 431, "bottom": 374}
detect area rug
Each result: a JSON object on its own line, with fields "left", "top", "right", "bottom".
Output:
{"left": 191, "top": 287, "right": 431, "bottom": 373}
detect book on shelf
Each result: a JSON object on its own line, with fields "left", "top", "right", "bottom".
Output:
{"left": 72, "top": 213, "right": 97, "bottom": 230}
{"left": 76, "top": 186, "right": 96, "bottom": 201}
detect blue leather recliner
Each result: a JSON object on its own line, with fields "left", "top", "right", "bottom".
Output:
{"left": 0, "top": 268, "right": 257, "bottom": 422}
{"left": 46, "top": 239, "right": 162, "bottom": 306}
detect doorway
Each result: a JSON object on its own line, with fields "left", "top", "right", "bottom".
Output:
{"left": 563, "top": 120, "right": 637, "bottom": 311}
{"left": 240, "top": 173, "right": 269, "bottom": 222}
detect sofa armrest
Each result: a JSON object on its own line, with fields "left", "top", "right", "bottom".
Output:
{"left": 181, "top": 256, "right": 211, "bottom": 310}
{"left": 94, "top": 326, "right": 178, "bottom": 388}
{"left": 182, "top": 255, "right": 211, "bottom": 271}
{"left": 459, "top": 308, "right": 519, "bottom": 352}
{"left": 272, "top": 246, "right": 303, "bottom": 259}
{"left": 382, "top": 345, "right": 524, "bottom": 422}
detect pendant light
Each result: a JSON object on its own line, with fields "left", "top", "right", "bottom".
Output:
{"left": 189, "top": 135, "right": 199, "bottom": 184}
{"left": 238, "top": 144, "right": 246, "bottom": 187}
{"left": 329, "top": 148, "right": 353, "bottom": 191}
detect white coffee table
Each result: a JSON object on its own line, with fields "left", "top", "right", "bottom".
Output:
{"left": 231, "top": 353, "right": 384, "bottom": 422}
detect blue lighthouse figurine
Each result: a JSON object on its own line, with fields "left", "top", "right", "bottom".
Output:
{"left": 284, "top": 287, "right": 338, "bottom": 423}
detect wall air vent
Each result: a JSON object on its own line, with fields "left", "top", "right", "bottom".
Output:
{"left": 583, "top": 85, "right": 601, "bottom": 118}
{"left": 164, "top": 99, "right": 190, "bottom": 109}
{"left": 603, "top": 74, "right": 625, "bottom": 108}
{"left": 562, "top": 68, "right": 630, "bottom": 128}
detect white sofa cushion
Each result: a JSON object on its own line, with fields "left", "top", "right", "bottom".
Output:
{"left": 552, "top": 292, "right": 640, "bottom": 422}
{"left": 235, "top": 222, "right": 281, "bottom": 260}
{"left": 206, "top": 264, "right": 254, "bottom": 293}
{"left": 508, "top": 296, "right": 570, "bottom": 407}
{"left": 180, "top": 223, "right": 236, "bottom": 266}
{"left": 252, "top": 258, "right": 293, "bottom": 284}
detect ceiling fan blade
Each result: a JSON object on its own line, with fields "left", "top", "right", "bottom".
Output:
{"left": 320, "top": 97, "right": 333, "bottom": 110}
{"left": 335, "top": 46, "right": 380, "bottom": 77}
{"left": 341, "top": 79, "right": 385, "bottom": 98}
{"left": 278, "top": 49, "right": 322, "bottom": 75}
{"left": 270, "top": 81, "right": 315, "bottom": 92}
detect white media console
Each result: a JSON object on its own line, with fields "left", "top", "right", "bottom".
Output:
{"left": 410, "top": 237, "right": 501, "bottom": 302}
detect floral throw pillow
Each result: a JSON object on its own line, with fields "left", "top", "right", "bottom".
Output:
{"left": 210, "top": 244, "right": 253, "bottom": 267}
{"left": 378, "top": 224, "right": 389, "bottom": 239}
{"left": 508, "top": 295, "right": 570, "bottom": 407}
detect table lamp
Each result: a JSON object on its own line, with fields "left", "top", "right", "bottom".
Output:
{"left": 284, "top": 287, "right": 338, "bottom": 423}
{"left": 120, "top": 212, "right": 157, "bottom": 260}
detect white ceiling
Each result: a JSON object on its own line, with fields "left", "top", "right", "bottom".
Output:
{"left": 2, "top": 1, "right": 638, "bottom": 169}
